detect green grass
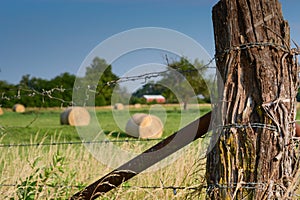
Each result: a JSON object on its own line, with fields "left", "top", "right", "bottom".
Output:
{"left": 0, "top": 110, "right": 79, "bottom": 144}
{"left": 0, "top": 104, "right": 211, "bottom": 199}
{"left": 0, "top": 105, "right": 211, "bottom": 144}
{"left": 1, "top": 104, "right": 300, "bottom": 199}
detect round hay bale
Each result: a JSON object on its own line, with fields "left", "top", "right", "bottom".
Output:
{"left": 114, "top": 103, "right": 124, "bottom": 110}
{"left": 134, "top": 103, "right": 141, "bottom": 109}
{"left": 0, "top": 107, "right": 3, "bottom": 115}
{"left": 60, "top": 107, "right": 90, "bottom": 126}
{"left": 125, "top": 113, "right": 163, "bottom": 139}
{"left": 13, "top": 104, "right": 25, "bottom": 113}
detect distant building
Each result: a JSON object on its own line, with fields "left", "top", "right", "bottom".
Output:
{"left": 143, "top": 95, "right": 166, "bottom": 103}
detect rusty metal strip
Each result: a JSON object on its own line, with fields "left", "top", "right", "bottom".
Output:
{"left": 70, "top": 111, "right": 212, "bottom": 200}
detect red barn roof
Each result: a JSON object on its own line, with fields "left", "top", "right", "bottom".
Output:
{"left": 143, "top": 95, "right": 165, "bottom": 103}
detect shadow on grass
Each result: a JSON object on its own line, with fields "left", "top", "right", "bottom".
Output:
{"left": 103, "top": 130, "right": 132, "bottom": 139}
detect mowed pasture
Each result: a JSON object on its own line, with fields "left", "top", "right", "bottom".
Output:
{"left": 0, "top": 104, "right": 212, "bottom": 199}
{"left": 2, "top": 104, "right": 300, "bottom": 199}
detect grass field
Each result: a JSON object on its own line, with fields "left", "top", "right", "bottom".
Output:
{"left": 0, "top": 104, "right": 211, "bottom": 199}
{"left": 2, "top": 104, "right": 300, "bottom": 199}
{"left": 0, "top": 104, "right": 211, "bottom": 144}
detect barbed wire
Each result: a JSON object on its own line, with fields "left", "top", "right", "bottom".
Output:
{"left": 5, "top": 125, "right": 298, "bottom": 149}
{"left": 1, "top": 41, "right": 300, "bottom": 198}
{"left": 1, "top": 182, "right": 300, "bottom": 197}
{"left": 0, "top": 183, "right": 198, "bottom": 190}
{"left": 2, "top": 121, "right": 298, "bottom": 148}
{"left": 0, "top": 183, "right": 84, "bottom": 189}
{"left": 216, "top": 42, "right": 289, "bottom": 56}
{"left": 1, "top": 86, "right": 73, "bottom": 106}
{"left": 218, "top": 123, "right": 279, "bottom": 132}
{"left": 0, "top": 58, "right": 216, "bottom": 105}
{"left": 0, "top": 183, "right": 199, "bottom": 197}
{"left": 0, "top": 138, "right": 164, "bottom": 148}
{"left": 1, "top": 40, "right": 299, "bottom": 106}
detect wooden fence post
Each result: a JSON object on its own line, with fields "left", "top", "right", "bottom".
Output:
{"left": 70, "top": 112, "right": 212, "bottom": 199}
{"left": 206, "top": 0, "right": 299, "bottom": 199}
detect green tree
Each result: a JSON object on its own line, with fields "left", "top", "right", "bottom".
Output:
{"left": 48, "top": 73, "right": 76, "bottom": 106}
{"left": 132, "top": 82, "right": 166, "bottom": 97}
{"left": 17, "top": 73, "right": 76, "bottom": 107}
{"left": 112, "top": 86, "right": 131, "bottom": 105}
{"left": 2, "top": 73, "right": 76, "bottom": 108}
{"left": 159, "top": 57, "right": 209, "bottom": 110}
{"left": 80, "top": 57, "right": 119, "bottom": 106}
{"left": 0, "top": 80, "right": 17, "bottom": 108}
{"left": 18, "top": 76, "right": 49, "bottom": 107}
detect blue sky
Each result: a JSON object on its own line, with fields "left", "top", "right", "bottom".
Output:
{"left": 0, "top": 0, "right": 299, "bottom": 84}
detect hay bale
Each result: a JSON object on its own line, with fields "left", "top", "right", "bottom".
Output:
{"left": 134, "top": 103, "right": 141, "bottom": 109}
{"left": 114, "top": 103, "right": 124, "bottom": 110}
{"left": 125, "top": 113, "right": 163, "bottom": 139}
{"left": 13, "top": 104, "right": 25, "bottom": 113}
{"left": 60, "top": 107, "right": 90, "bottom": 126}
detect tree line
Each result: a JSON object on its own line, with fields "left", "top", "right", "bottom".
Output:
{"left": 0, "top": 57, "right": 211, "bottom": 108}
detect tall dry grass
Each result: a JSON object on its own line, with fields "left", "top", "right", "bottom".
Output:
{"left": 0, "top": 134, "right": 208, "bottom": 199}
